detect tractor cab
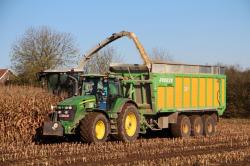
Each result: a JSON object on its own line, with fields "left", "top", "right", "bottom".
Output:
{"left": 79, "top": 74, "right": 121, "bottom": 111}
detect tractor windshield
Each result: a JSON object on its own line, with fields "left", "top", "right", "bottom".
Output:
{"left": 81, "top": 76, "right": 120, "bottom": 110}
{"left": 82, "top": 77, "right": 107, "bottom": 97}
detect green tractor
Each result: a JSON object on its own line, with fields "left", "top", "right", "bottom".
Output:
{"left": 43, "top": 73, "right": 141, "bottom": 142}
{"left": 40, "top": 31, "right": 226, "bottom": 143}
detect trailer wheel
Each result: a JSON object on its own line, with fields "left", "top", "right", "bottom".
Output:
{"left": 171, "top": 115, "right": 191, "bottom": 138}
{"left": 190, "top": 115, "right": 203, "bottom": 136}
{"left": 79, "top": 112, "right": 110, "bottom": 143}
{"left": 211, "top": 113, "right": 218, "bottom": 125}
{"left": 116, "top": 103, "right": 140, "bottom": 142}
{"left": 203, "top": 115, "right": 215, "bottom": 136}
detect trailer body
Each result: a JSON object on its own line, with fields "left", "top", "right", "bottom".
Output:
{"left": 111, "top": 63, "right": 226, "bottom": 116}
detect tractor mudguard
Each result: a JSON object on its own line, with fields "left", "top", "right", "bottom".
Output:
{"left": 110, "top": 98, "right": 138, "bottom": 114}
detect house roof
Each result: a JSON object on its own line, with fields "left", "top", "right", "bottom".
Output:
{"left": 0, "top": 69, "right": 8, "bottom": 80}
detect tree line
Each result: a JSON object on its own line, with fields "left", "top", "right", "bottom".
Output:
{"left": 224, "top": 66, "right": 250, "bottom": 118}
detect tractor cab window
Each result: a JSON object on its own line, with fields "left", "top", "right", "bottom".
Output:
{"left": 82, "top": 80, "right": 96, "bottom": 95}
{"left": 83, "top": 81, "right": 93, "bottom": 95}
{"left": 82, "top": 77, "right": 107, "bottom": 98}
{"left": 108, "top": 79, "right": 120, "bottom": 97}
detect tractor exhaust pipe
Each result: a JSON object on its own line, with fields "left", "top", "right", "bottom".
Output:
{"left": 68, "top": 75, "right": 78, "bottom": 96}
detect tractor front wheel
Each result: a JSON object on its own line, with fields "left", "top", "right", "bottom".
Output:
{"left": 116, "top": 103, "right": 140, "bottom": 142}
{"left": 79, "top": 112, "right": 110, "bottom": 143}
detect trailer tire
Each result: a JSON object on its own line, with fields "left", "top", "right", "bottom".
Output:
{"left": 211, "top": 113, "right": 218, "bottom": 125}
{"left": 79, "top": 112, "right": 110, "bottom": 143}
{"left": 116, "top": 103, "right": 140, "bottom": 142}
{"left": 203, "top": 115, "right": 215, "bottom": 136}
{"left": 190, "top": 115, "right": 203, "bottom": 136}
{"left": 171, "top": 115, "right": 191, "bottom": 138}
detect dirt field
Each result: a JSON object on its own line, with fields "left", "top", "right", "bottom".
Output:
{"left": 0, "top": 86, "right": 250, "bottom": 166}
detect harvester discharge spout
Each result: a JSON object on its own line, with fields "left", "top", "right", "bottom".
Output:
{"left": 76, "top": 31, "right": 152, "bottom": 70}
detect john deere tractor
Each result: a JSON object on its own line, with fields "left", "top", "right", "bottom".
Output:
{"left": 43, "top": 73, "right": 140, "bottom": 142}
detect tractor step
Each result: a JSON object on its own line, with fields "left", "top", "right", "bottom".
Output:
{"left": 110, "top": 124, "right": 117, "bottom": 130}
{"left": 110, "top": 132, "right": 118, "bottom": 135}
{"left": 150, "top": 128, "right": 162, "bottom": 131}
{"left": 110, "top": 118, "right": 118, "bottom": 134}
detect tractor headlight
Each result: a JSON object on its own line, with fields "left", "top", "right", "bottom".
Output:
{"left": 85, "top": 102, "right": 94, "bottom": 108}
{"left": 50, "top": 105, "right": 57, "bottom": 110}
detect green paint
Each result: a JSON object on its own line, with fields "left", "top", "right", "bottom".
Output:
{"left": 140, "top": 75, "right": 146, "bottom": 104}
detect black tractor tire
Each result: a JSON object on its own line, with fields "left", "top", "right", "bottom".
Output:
{"left": 190, "top": 115, "right": 203, "bottom": 136}
{"left": 203, "top": 114, "right": 216, "bottom": 136}
{"left": 33, "top": 126, "right": 57, "bottom": 144}
{"left": 211, "top": 113, "right": 218, "bottom": 125}
{"left": 171, "top": 115, "right": 191, "bottom": 138}
{"left": 115, "top": 103, "right": 140, "bottom": 142}
{"left": 33, "top": 126, "right": 44, "bottom": 144}
{"left": 79, "top": 112, "right": 110, "bottom": 143}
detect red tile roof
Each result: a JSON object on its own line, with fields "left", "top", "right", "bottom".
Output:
{"left": 0, "top": 69, "right": 8, "bottom": 79}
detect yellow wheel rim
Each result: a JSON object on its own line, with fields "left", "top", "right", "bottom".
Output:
{"left": 182, "top": 123, "right": 189, "bottom": 134}
{"left": 208, "top": 123, "right": 213, "bottom": 133}
{"left": 194, "top": 123, "right": 201, "bottom": 133}
{"left": 95, "top": 120, "right": 106, "bottom": 140}
{"left": 125, "top": 112, "right": 137, "bottom": 137}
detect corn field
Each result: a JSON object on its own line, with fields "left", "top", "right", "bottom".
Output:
{"left": 0, "top": 86, "right": 250, "bottom": 166}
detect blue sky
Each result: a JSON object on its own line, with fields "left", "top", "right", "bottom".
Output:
{"left": 0, "top": 0, "right": 250, "bottom": 69}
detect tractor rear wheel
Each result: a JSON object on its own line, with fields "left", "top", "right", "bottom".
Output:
{"left": 116, "top": 103, "right": 140, "bottom": 142}
{"left": 79, "top": 112, "right": 110, "bottom": 143}
{"left": 171, "top": 115, "right": 191, "bottom": 138}
{"left": 203, "top": 115, "right": 215, "bottom": 136}
{"left": 190, "top": 115, "right": 203, "bottom": 136}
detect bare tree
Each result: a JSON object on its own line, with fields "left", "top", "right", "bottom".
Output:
{"left": 83, "top": 47, "right": 122, "bottom": 74}
{"left": 11, "top": 26, "right": 79, "bottom": 83}
{"left": 150, "top": 47, "right": 172, "bottom": 62}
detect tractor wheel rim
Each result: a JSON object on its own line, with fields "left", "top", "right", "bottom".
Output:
{"left": 125, "top": 112, "right": 137, "bottom": 137}
{"left": 182, "top": 123, "right": 189, "bottom": 134}
{"left": 95, "top": 120, "right": 106, "bottom": 140}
